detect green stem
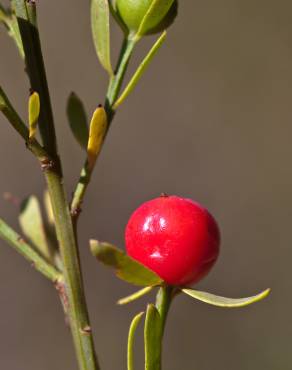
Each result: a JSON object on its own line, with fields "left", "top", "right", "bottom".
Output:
{"left": 105, "top": 35, "right": 137, "bottom": 120}
{"left": 44, "top": 167, "right": 99, "bottom": 370}
{"left": 70, "top": 35, "right": 137, "bottom": 224}
{"left": 12, "top": 0, "right": 57, "bottom": 156}
{"left": 12, "top": 1, "right": 100, "bottom": 369}
{"left": 0, "top": 218, "right": 61, "bottom": 282}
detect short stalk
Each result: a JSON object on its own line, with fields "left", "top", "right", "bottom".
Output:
{"left": 155, "top": 286, "right": 172, "bottom": 334}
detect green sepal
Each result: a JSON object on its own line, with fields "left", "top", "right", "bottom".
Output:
{"left": 113, "top": 31, "right": 167, "bottom": 110}
{"left": 118, "top": 286, "right": 153, "bottom": 305}
{"left": 91, "top": 0, "right": 113, "bottom": 76}
{"left": 144, "top": 304, "right": 161, "bottom": 370}
{"left": 66, "top": 92, "right": 89, "bottom": 150}
{"left": 128, "top": 312, "right": 144, "bottom": 370}
{"left": 182, "top": 288, "right": 270, "bottom": 308}
{"left": 19, "top": 195, "right": 52, "bottom": 261}
{"left": 90, "top": 239, "right": 162, "bottom": 286}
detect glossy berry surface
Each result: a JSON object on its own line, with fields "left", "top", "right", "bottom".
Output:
{"left": 125, "top": 195, "right": 220, "bottom": 286}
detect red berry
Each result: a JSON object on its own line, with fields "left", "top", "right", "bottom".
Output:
{"left": 125, "top": 195, "right": 220, "bottom": 286}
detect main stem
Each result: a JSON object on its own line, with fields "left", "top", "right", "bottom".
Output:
{"left": 45, "top": 168, "right": 99, "bottom": 370}
{"left": 13, "top": 1, "right": 99, "bottom": 369}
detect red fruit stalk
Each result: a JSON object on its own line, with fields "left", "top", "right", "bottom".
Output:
{"left": 125, "top": 195, "right": 220, "bottom": 286}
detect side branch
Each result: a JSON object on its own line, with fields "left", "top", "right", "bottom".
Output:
{"left": 0, "top": 218, "right": 62, "bottom": 282}
{"left": 0, "top": 85, "right": 48, "bottom": 160}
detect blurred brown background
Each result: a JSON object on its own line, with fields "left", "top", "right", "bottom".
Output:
{"left": 1, "top": 1, "right": 291, "bottom": 369}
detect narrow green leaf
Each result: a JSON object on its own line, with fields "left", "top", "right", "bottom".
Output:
{"left": 144, "top": 304, "right": 161, "bottom": 370}
{"left": 66, "top": 92, "right": 89, "bottom": 149}
{"left": 138, "top": 0, "right": 175, "bottom": 36}
{"left": 28, "top": 91, "right": 40, "bottom": 139}
{"left": 118, "top": 286, "right": 153, "bottom": 305}
{"left": 90, "top": 240, "right": 162, "bottom": 286}
{"left": 128, "top": 312, "right": 144, "bottom": 370}
{"left": 91, "top": 0, "right": 113, "bottom": 76}
{"left": 19, "top": 195, "right": 52, "bottom": 261}
{"left": 182, "top": 288, "right": 271, "bottom": 308}
{"left": 113, "top": 31, "right": 167, "bottom": 110}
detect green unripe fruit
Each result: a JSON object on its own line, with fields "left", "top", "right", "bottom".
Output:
{"left": 115, "top": 0, "right": 178, "bottom": 36}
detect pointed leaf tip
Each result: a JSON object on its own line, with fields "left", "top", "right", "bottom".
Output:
{"left": 90, "top": 239, "right": 162, "bottom": 286}
{"left": 87, "top": 106, "right": 107, "bottom": 170}
{"left": 118, "top": 286, "right": 153, "bottom": 305}
{"left": 182, "top": 288, "right": 270, "bottom": 308}
{"left": 113, "top": 31, "right": 167, "bottom": 110}
{"left": 128, "top": 312, "right": 144, "bottom": 370}
{"left": 28, "top": 92, "right": 40, "bottom": 140}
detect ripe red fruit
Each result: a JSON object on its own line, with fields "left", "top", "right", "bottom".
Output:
{"left": 125, "top": 195, "right": 220, "bottom": 286}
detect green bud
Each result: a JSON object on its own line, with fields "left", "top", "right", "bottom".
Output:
{"left": 115, "top": 0, "right": 178, "bottom": 37}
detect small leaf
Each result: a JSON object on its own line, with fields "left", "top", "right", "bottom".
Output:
{"left": 118, "top": 286, "right": 153, "bottom": 305}
{"left": 128, "top": 312, "right": 144, "bottom": 370}
{"left": 28, "top": 91, "right": 40, "bottom": 140}
{"left": 144, "top": 304, "right": 161, "bottom": 370}
{"left": 90, "top": 240, "right": 162, "bottom": 286}
{"left": 66, "top": 92, "right": 89, "bottom": 149}
{"left": 182, "top": 288, "right": 271, "bottom": 308}
{"left": 91, "top": 0, "right": 113, "bottom": 76}
{"left": 19, "top": 195, "right": 52, "bottom": 261}
{"left": 113, "top": 31, "right": 167, "bottom": 110}
{"left": 87, "top": 106, "right": 108, "bottom": 169}
{"left": 138, "top": 0, "right": 175, "bottom": 37}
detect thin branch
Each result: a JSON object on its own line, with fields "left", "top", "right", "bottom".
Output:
{"left": 0, "top": 85, "right": 48, "bottom": 160}
{"left": 0, "top": 218, "right": 62, "bottom": 282}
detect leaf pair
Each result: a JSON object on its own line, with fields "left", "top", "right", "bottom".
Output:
{"left": 90, "top": 241, "right": 270, "bottom": 308}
